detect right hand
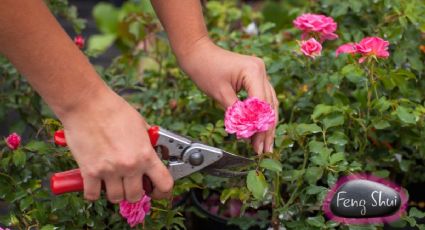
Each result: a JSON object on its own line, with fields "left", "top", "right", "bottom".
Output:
{"left": 58, "top": 87, "right": 173, "bottom": 203}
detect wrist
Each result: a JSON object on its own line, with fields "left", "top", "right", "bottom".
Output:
{"left": 53, "top": 80, "right": 115, "bottom": 123}
{"left": 174, "top": 35, "right": 214, "bottom": 64}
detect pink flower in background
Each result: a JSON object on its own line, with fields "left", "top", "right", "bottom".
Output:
{"left": 225, "top": 97, "right": 275, "bottom": 139}
{"left": 119, "top": 195, "right": 151, "bottom": 228}
{"left": 335, "top": 37, "right": 390, "bottom": 63}
{"left": 300, "top": 38, "right": 322, "bottom": 58}
{"left": 355, "top": 37, "right": 390, "bottom": 63}
{"left": 293, "top": 13, "right": 338, "bottom": 41}
{"left": 0, "top": 227, "right": 11, "bottom": 230}
{"left": 5, "top": 133, "right": 21, "bottom": 150}
{"left": 335, "top": 43, "right": 357, "bottom": 56}
{"left": 74, "top": 35, "right": 85, "bottom": 49}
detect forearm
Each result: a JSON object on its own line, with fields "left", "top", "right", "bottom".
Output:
{"left": 0, "top": 0, "right": 108, "bottom": 119}
{"left": 150, "top": 0, "right": 210, "bottom": 59}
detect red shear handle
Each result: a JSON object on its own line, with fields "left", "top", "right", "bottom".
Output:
{"left": 50, "top": 126, "right": 160, "bottom": 195}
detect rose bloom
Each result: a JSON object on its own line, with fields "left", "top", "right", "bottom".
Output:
{"left": 300, "top": 38, "right": 322, "bottom": 59}
{"left": 293, "top": 13, "right": 338, "bottom": 41}
{"left": 225, "top": 97, "right": 275, "bottom": 139}
{"left": 5, "top": 133, "right": 21, "bottom": 150}
{"left": 355, "top": 37, "right": 390, "bottom": 63}
{"left": 120, "top": 195, "right": 151, "bottom": 228}
{"left": 74, "top": 35, "right": 85, "bottom": 49}
{"left": 336, "top": 37, "right": 390, "bottom": 63}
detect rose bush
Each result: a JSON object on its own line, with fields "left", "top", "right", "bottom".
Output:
{"left": 1, "top": 0, "right": 425, "bottom": 229}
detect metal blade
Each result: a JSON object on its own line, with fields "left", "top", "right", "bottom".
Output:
{"left": 201, "top": 151, "right": 254, "bottom": 177}
{"left": 201, "top": 168, "right": 249, "bottom": 178}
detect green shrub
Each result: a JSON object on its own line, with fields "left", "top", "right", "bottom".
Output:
{"left": 1, "top": 0, "right": 425, "bottom": 229}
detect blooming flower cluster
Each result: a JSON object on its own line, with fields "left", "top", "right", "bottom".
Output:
{"left": 224, "top": 97, "right": 275, "bottom": 139}
{"left": 5, "top": 133, "right": 21, "bottom": 150}
{"left": 119, "top": 195, "right": 151, "bottom": 228}
{"left": 293, "top": 13, "right": 390, "bottom": 63}
{"left": 293, "top": 13, "right": 338, "bottom": 58}
{"left": 336, "top": 37, "right": 390, "bottom": 63}
{"left": 293, "top": 13, "right": 338, "bottom": 42}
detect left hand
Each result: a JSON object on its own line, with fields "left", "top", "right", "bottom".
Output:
{"left": 177, "top": 37, "right": 279, "bottom": 155}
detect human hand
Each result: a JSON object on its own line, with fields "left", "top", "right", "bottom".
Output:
{"left": 177, "top": 37, "right": 279, "bottom": 155}
{"left": 59, "top": 88, "right": 173, "bottom": 203}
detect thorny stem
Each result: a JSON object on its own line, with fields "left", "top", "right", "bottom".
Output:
{"left": 322, "top": 130, "right": 328, "bottom": 147}
{"left": 366, "top": 60, "right": 377, "bottom": 142}
{"left": 281, "top": 142, "right": 309, "bottom": 212}
{"left": 272, "top": 170, "right": 281, "bottom": 230}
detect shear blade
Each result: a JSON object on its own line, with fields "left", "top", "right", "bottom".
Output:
{"left": 201, "top": 151, "right": 253, "bottom": 177}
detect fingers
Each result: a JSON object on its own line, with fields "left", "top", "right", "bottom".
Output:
{"left": 263, "top": 82, "right": 279, "bottom": 154}
{"left": 123, "top": 174, "right": 144, "bottom": 203}
{"left": 252, "top": 132, "right": 266, "bottom": 155}
{"left": 145, "top": 154, "right": 174, "bottom": 200}
{"left": 83, "top": 176, "right": 101, "bottom": 201}
{"left": 104, "top": 176, "right": 124, "bottom": 203}
{"left": 243, "top": 57, "right": 278, "bottom": 155}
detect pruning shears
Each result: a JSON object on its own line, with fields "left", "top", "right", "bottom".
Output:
{"left": 50, "top": 126, "right": 254, "bottom": 195}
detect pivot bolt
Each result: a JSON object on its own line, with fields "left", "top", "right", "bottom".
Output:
{"left": 189, "top": 152, "right": 204, "bottom": 166}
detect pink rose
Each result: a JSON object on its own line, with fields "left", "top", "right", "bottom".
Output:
{"left": 225, "top": 97, "right": 275, "bottom": 139}
{"left": 335, "top": 43, "right": 357, "bottom": 56}
{"left": 5, "top": 133, "right": 21, "bottom": 150}
{"left": 119, "top": 195, "right": 151, "bottom": 228}
{"left": 300, "top": 38, "right": 322, "bottom": 59}
{"left": 293, "top": 13, "right": 338, "bottom": 42}
{"left": 355, "top": 37, "right": 390, "bottom": 63}
{"left": 335, "top": 37, "right": 390, "bottom": 63}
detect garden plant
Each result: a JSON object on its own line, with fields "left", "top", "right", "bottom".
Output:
{"left": 1, "top": 0, "right": 425, "bottom": 229}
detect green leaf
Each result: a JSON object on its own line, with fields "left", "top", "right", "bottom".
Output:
{"left": 330, "top": 152, "right": 346, "bottom": 165}
{"left": 19, "top": 196, "right": 33, "bottom": 211}
{"left": 396, "top": 106, "right": 416, "bottom": 124}
{"left": 259, "top": 22, "right": 275, "bottom": 33}
{"left": 341, "top": 64, "right": 365, "bottom": 84}
{"left": 295, "top": 123, "right": 322, "bottom": 136}
{"left": 373, "top": 170, "right": 390, "bottom": 178}
{"left": 40, "top": 225, "right": 55, "bottom": 230}
{"left": 409, "top": 207, "right": 425, "bottom": 218}
{"left": 220, "top": 188, "right": 240, "bottom": 204}
{"left": 373, "top": 97, "right": 391, "bottom": 112}
{"left": 246, "top": 170, "right": 268, "bottom": 200}
{"left": 322, "top": 113, "right": 345, "bottom": 130}
{"left": 328, "top": 132, "right": 348, "bottom": 146}
{"left": 306, "top": 216, "right": 325, "bottom": 227}
{"left": 259, "top": 159, "right": 282, "bottom": 172}
{"left": 25, "top": 141, "right": 49, "bottom": 153}
{"left": 306, "top": 185, "right": 328, "bottom": 195}
{"left": 282, "top": 169, "right": 304, "bottom": 182}
{"left": 308, "top": 141, "right": 325, "bottom": 154}
{"left": 93, "top": 3, "right": 119, "bottom": 34}
{"left": 12, "top": 149, "right": 26, "bottom": 167}
{"left": 87, "top": 34, "right": 116, "bottom": 54}
{"left": 372, "top": 119, "right": 391, "bottom": 130}
{"left": 311, "top": 147, "right": 332, "bottom": 166}
{"left": 305, "top": 167, "right": 324, "bottom": 184}
{"left": 311, "top": 104, "right": 334, "bottom": 120}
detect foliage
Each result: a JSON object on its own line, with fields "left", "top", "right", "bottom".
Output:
{"left": 1, "top": 0, "right": 425, "bottom": 229}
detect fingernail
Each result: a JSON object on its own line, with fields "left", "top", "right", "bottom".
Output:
{"left": 268, "top": 143, "right": 274, "bottom": 153}
{"left": 257, "top": 142, "right": 264, "bottom": 155}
